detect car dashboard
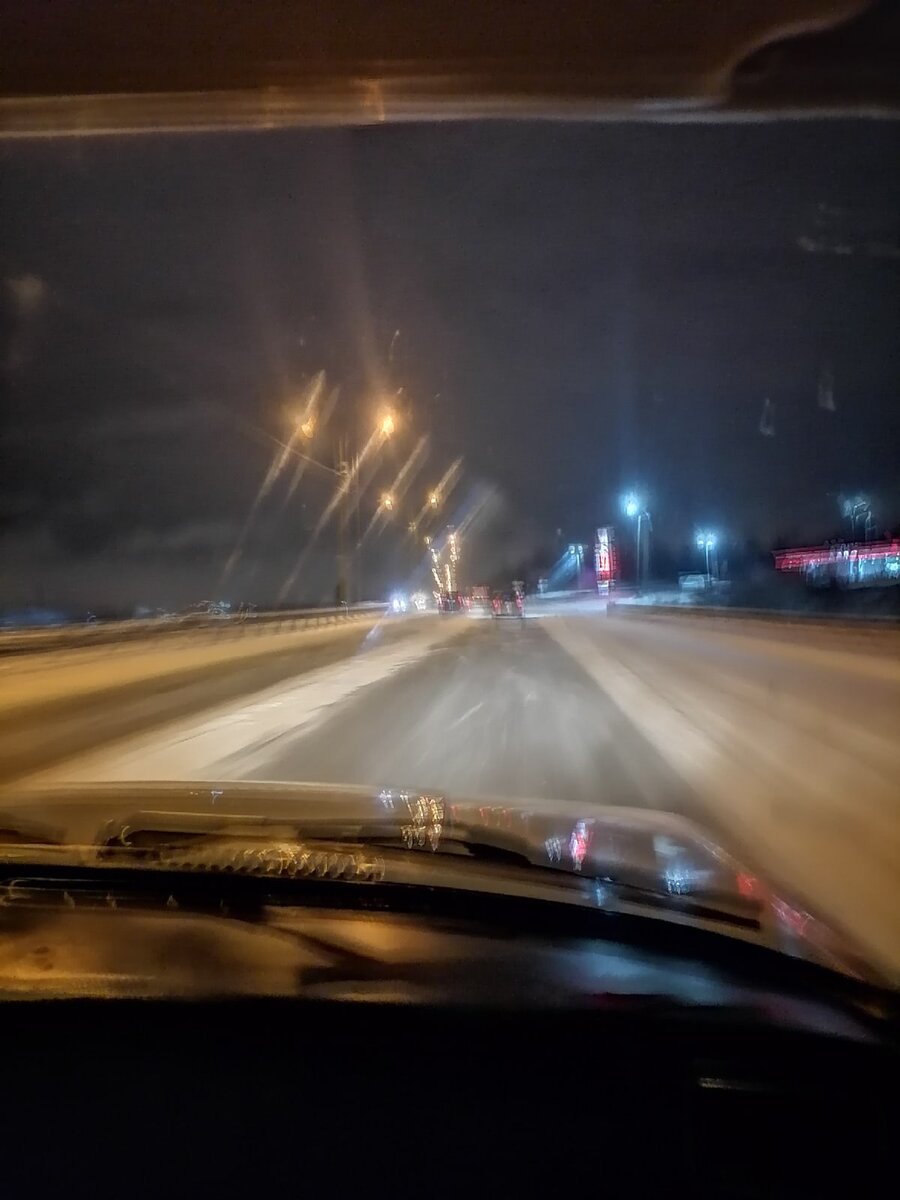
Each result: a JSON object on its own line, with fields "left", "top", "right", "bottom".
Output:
{"left": 2, "top": 894, "right": 894, "bottom": 1197}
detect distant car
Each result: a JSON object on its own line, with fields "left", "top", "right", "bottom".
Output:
{"left": 679, "top": 573, "right": 708, "bottom": 593}
{"left": 466, "top": 585, "right": 493, "bottom": 617}
{"left": 492, "top": 589, "right": 524, "bottom": 618}
{"left": 437, "top": 592, "right": 463, "bottom": 614}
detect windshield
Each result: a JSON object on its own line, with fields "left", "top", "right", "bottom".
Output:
{"left": 1, "top": 116, "right": 898, "bottom": 987}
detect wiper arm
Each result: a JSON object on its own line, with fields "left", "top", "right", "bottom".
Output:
{"left": 93, "top": 808, "right": 761, "bottom": 927}
{"left": 98, "top": 807, "right": 437, "bottom": 853}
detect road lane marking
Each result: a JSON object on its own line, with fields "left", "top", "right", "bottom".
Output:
{"left": 18, "top": 620, "right": 473, "bottom": 786}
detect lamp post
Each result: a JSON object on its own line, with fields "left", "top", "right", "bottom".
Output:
{"left": 308, "top": 408, "right": 397, "bottom": 604}
{"left": 841, "top": 495, "right": 872, "bottom": 543}
{"left": 696, "top": 532, "right": 717, "bottom": 585}
{"left": 622, "top": 493, "right": 650, "bottom": 591}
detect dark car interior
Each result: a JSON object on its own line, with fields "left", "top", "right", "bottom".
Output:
{"left": 6, "top": 995, "right": 893, "bottom": 1196}
{"left": 2, "top": 869, "right": 897, "bottom": 1196}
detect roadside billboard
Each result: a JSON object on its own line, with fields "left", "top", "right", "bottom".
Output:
{"left": 595, "top": 526, "right": 618, "bottom": 592}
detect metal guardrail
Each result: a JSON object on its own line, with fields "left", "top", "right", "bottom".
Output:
{"left": 0, "top": 602, "right": 389, "bottom": 658}
{"left": 606, "top": 601, "right": 900, "bottom": 633}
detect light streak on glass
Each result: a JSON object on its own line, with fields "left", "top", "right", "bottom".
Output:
{"left": 220, "top": 371, "right": 327, "bottom": 586}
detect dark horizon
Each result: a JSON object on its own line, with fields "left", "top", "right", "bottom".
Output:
{"left": 2, "top": 119, "right": 899, "bottom": 610}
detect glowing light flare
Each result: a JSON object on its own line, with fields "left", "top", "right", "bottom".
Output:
{"left": 221, "top": 370, "right": 328, "bottom": 587}
{"left": 622, "top": 493, "right": 641, "bottom": 519}
{"left": 451, "top": 479, "right": 496, "bottom": 543}
{"left": 360, "top": 436, "right": 429, "bottom": 546}
{"left": 569, "top": 821, "right": 592, "bottom": 872}
{"left": 390, "top": 436, "right": 428, "bottom": 495}
{"left": 413, "top": 458, "right": 463, "bottom": 528}
{"left": 311, "top": 422, "right": 385, "bottom": 538}
{"left": 278, "top": 421, "right": 387, "bottom": 602}
{"left": 736, "top": 871, "right": 762, "bottom": 899}
{"left": 290, "top": 370, "right": 327, "bottom": 445}
{"left": 772, "top": 897, "right": 812, "bottom": 938}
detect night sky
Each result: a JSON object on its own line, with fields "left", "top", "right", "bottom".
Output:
{"left": 2, "top": 119, "right": 899, "bottom": 610}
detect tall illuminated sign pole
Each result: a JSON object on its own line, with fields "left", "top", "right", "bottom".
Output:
{"left": 594, "top": 527, "right": 617, "bottom": 593}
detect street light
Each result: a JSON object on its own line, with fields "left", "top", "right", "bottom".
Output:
{"left": 272, "top": 395, "right": 403, "bottom": 607}
{"left": 696, "top": 531, "right": 717, "bottom": 582}
{"left": 621, "top": 493, "right": 649, "bottom": 590}
{"left": 840, "top": 494, "right": 872, "bottom": 542}
{"left": 339, "top": 408, "right": 396, "bottom": 600}
{"left": 428, "top": 490, "right": 440, "bottom": 509}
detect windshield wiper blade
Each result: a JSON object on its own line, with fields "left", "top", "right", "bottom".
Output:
{"left": 91, "top": 809, "right": 763, "bottom": 927}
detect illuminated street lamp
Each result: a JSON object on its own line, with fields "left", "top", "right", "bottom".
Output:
{"left": 840, "top": 494, "right": 873, "bottom": 542}
{"left": 273, "top": 396, "right": 404, "bottom": 607}
{"left": 621, "top": 493, "right": 650, "bottom": 590}
{"left": 696, "top": 531, "right": 717, "bottom": 581}
{"left": 428, "top": 490, "right": 440, "bottom": 509}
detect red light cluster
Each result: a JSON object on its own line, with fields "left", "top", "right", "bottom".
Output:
{"left": 774, "top": 539, "right": 899, "bottom": 572}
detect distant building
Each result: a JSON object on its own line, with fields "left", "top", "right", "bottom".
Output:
{"left": 773, "top": 539, "right": 900, "bottom": 588}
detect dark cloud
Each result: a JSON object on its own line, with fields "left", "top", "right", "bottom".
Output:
{"left": 1, "top": 120, "right": 898, "bottom": 608}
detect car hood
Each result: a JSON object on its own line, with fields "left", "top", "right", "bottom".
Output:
{"left": 0, "top": 779, "right": 881, "bottom": 984}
